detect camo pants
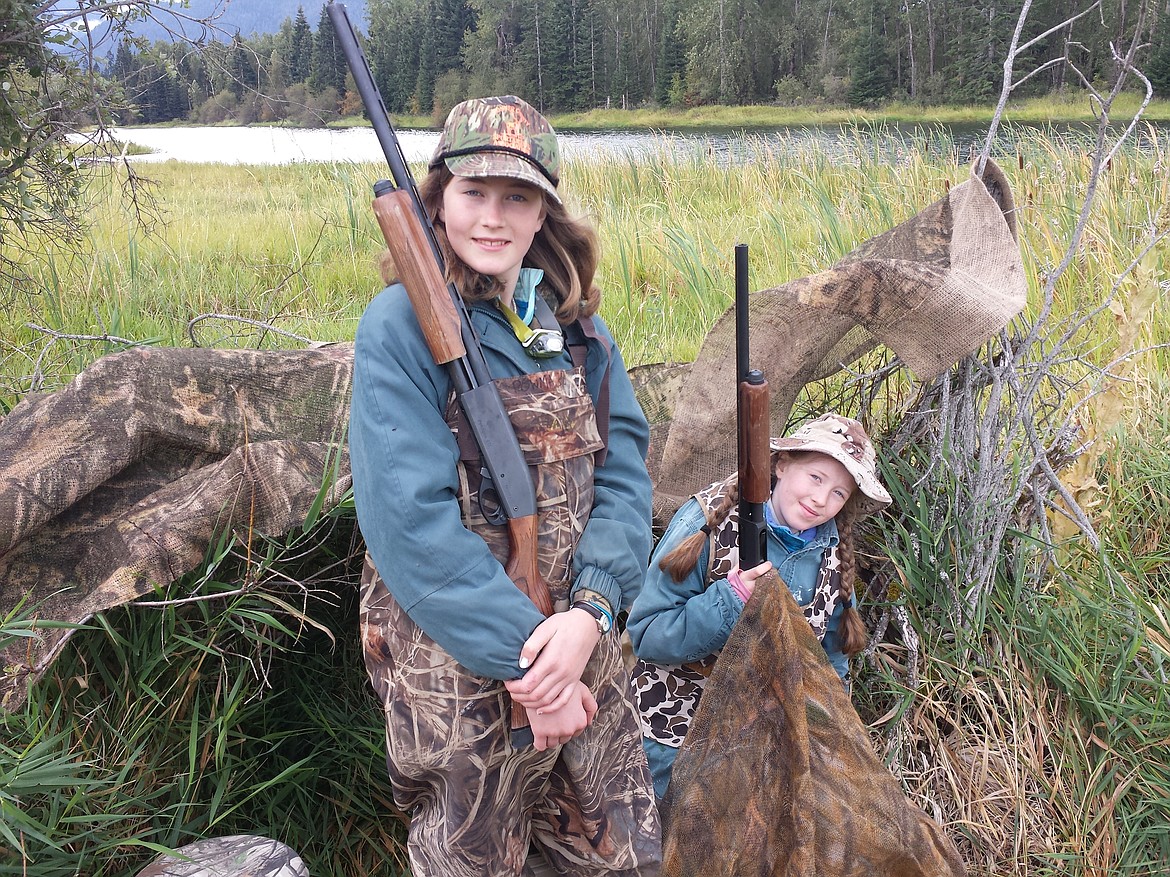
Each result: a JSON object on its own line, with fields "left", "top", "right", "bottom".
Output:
{"left": 360, "top": 368, "right": 660, "bottom": 877}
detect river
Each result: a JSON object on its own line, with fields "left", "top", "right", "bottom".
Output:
{"left": 102, "top": 122, "right": 1116, "bottom": 167}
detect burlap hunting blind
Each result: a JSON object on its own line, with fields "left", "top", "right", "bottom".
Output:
{"left": 1, "top": 159, "right": 1025, "bottom": 876}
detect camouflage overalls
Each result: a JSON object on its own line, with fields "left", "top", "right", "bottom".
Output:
{"left": 360, "top": 363, "right": 660, "bottom": 877}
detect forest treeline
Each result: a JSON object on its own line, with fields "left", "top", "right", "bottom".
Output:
{"left": 104, "top": 0, "right": 1170, "bottom": 127}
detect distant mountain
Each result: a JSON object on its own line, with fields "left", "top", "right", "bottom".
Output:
{"left": 124, "top": 0, "right": 369, "bottom": 42}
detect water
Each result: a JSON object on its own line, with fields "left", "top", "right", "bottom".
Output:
{"left": 102, "top": 125, "right": 758, "bottom": 166}
{"left": 101, "top": 121, "right": 1162, "bottom": 167}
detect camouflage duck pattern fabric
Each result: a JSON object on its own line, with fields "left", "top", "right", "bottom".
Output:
{"left": 0, "top": 344, "right": 353, "bottom": 710}
{"left": 359, "top": 366, "right": 660, "bottom": 875}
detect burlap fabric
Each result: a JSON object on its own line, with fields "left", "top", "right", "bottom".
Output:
{"left": 660, "top": 571, "right": 966, "bottom": 877}
{"left": 641, "top": 158, "right": 1024, "bottom": 521}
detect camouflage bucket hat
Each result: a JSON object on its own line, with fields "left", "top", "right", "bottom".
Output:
{"left": 770, "top": 413, "right": 892, "bottom": 516}
{"left": 431, "top": 95, "right": 561, "bottom": 204}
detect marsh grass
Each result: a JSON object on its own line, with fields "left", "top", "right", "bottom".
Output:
{"left": 2, "top": 128, "right": 1168, "bottom": 875}
{"left": 362, "top": 95, "right": 1170, "bottom": 132}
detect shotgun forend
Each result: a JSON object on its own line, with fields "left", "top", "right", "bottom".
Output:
{"left": 735, "top": 243, "right": 769, "bottom": 570}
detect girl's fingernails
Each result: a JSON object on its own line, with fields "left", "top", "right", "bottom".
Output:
{"left": 518, "top": 656, "right": 531, "bottom": 669}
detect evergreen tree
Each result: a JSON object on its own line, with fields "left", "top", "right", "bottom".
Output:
{"left": 310, "top": 4, "right": 347, "bottom": 94}
{"left": 541, "top": 0, "right": 577, "bottom": 110}
{"left": 228, "top": 34, "right": 260, "bottom": 98}
{"left": 110, "top": 43, "right": 143, "bottom": 124}
{"left": 847, "top": 0, "right": 894, "bottom": 107}
{"left": 290, "top": 6, "right": 313, "bottom": 83}
{"left": 655, "top": 1, "right": 686, "bottom": 105}
{"left": 945, "top": 2, "right": 999, "bottom": 102}
{"left": 368, "top": 0, "right": 423, "bottom": 113}
{"left": 415, "top": 0, "right": 438, "bottom": 113}
{"left": 1149, "top": 34, "right": 1170, "bottom": 97}
{"left": 434, "top": 0, "right": 474, "bottom": 75}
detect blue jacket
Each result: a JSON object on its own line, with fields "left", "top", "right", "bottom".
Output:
{"left": 349, "top": 283, "right": 653, "bottom": 681}
{"left": 627, "top": 498, "right": 848, "bottom": 678}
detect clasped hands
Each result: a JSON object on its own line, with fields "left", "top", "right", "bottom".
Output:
{"left": 504, "top": 607, "right": 601, "bottom": 751}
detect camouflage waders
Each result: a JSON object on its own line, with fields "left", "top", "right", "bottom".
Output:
{"left": 360, "top": 367, "right": 661, "bottom": 877}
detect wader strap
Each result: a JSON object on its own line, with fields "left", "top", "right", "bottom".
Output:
{"left": 449, "top": 303, "right": 612, "bottom": 468}
{"left": 563, "top": 314, "right": 611, "bottom": 466}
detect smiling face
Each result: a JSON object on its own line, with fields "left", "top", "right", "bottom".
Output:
{"left": 769, "top": 451, "right": 857, "bottom": 532}
{"left": 438, "top": 174, "right": 547, "bottom": 305}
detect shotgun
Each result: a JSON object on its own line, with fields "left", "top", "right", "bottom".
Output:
{"left": 735, "top": 243, "right": 769, "bottom": 569}
{"left": 327, "top": 2, "right": 551, "bottom": 746}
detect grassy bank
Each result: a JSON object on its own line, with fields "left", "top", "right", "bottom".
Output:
{"left": 2, "top": 128, "right": 1168, "bottom": 876}
{"left": 332, "top": 93, "right": 1170, "bottom": 131}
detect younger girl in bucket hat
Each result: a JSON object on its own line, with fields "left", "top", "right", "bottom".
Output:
{"left": 348, "top": 95, "right": 660, "bottom": 876}
{"left": 627, "top": 412, "right": 891, "bottom": 800}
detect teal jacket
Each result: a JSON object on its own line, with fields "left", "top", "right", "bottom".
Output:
{"left": 349, "top": 283, "right": 652, "bottom": 681}
{"left": 627, "top": 498, "right": 848, "bottom": 679}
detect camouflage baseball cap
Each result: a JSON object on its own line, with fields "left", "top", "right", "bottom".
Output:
{"left": 431, "top": 95, "right": 561, "bottom": 203}
{"left": 770, "top": 413, "right": 892, "bottom": 516}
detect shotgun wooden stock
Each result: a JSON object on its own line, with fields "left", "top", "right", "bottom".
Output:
{"left": 332, "top": 0, "right": 555, "bottom": 745}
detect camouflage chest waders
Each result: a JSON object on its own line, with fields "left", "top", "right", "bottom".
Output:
{"left": 360, "top": 367, "right": 660, "bottom": 877}
{"left": 632, "top": 471, "right": 841, "bottom": 749}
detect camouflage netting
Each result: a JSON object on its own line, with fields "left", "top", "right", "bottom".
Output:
{"left": 0, "top": 345, "right": 354, "bottom": 710}
{"left": 661, "top": 571, "right": 968, "bottom": 877}
{"left": 642, "top": 157, "right": 1022, "bottom": 520}
{"left": 0, "top": 159, "right": 1025, "bottom": 876}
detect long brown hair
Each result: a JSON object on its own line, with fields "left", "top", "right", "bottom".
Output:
{"left": 379, "top": 165, "right": 601, "bottom": 323}
{"left": 657, "top": 450, "right": 869, "bottom": 655}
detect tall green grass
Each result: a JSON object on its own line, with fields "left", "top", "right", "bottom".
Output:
{"left": 2, "top": 127, "right": 1168, "bottom": 875}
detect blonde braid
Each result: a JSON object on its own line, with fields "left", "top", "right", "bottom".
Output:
{"left": 658, "top": 481, "right": 741, "bottom": 583}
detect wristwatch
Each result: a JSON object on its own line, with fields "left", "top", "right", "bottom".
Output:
{"left": 571, "top": 600, "right": 613, "bottom": 635}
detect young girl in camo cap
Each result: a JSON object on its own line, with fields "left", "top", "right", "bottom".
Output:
{"left": 349, "top": 96, "right": 660, "bottom": 876}
{"left": 627, "top": 412, "right": 891, "bottom": 800}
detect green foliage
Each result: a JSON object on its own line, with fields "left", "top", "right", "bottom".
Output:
{"left": 1, "top": 504, "right": 409, "bottom": 877}
{"left": 1149, "top": 36, "right": 1170, "bottom": 98}
{"left": 308, "top": 5, "right": 346, "bottom": 97}
{"left": 853, "top": 416, "right": 1170, "bottom": 874}
{"left": 48, "top": 0, "right": 1163, "bottom": 127}
{"left": 0, "top": 3, "right": 84, "bottom": 292}
{"left": 846, "top": 0, "right": 894, "bottom": 108}
{"left": 654, "top": 1, "right": 686, "bottom": 106}
{"left": 369, "top": 0, "right": 425, "bottom": 113}
{"left": 289, "top": 6, "right": 314, "bottom": 84}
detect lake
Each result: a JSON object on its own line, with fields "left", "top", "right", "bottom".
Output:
{"left": 101, "top": 120, "right": 1169, "bottom": 169}
{"left": 103, "top": 123, "right": 1082, "bottom": 167}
